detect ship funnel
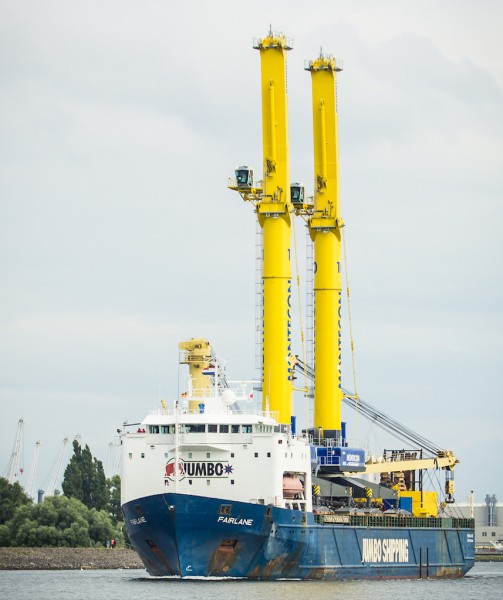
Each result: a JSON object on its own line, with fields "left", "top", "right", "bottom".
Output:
{"left": 178, "top": 338, "right": 213, "bottom": 408}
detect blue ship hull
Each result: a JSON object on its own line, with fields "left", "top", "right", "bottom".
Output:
{"left": 123, "top": 493, "right": 475, "bottom": 580}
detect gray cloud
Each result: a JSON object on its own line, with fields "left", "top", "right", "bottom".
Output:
{"left": 1, "top": 1, "right": 501, "bottom": 502}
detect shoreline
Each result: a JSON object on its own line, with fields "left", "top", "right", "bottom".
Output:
{"left": 0, "top": 547, "right": 144, "bottom": 570}
{"left": 0, "top": 546, "right": 501, "bottom": 570}
{"left": 475, "top": 552, "right": 503, "bottom": 562}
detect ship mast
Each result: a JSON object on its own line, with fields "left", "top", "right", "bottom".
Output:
{"left": 306, "top": 53, "right": 344, "bottom": 439}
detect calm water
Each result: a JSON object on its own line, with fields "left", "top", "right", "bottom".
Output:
{"left": 1, "top": 562, "right": 502, "bottom": 600}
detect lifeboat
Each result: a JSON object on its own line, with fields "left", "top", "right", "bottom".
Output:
{"left": 283, "top": 473, "right": 304, "bottom": 499}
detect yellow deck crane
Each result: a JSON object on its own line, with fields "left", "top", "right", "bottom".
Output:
{"left": 297, "top": 53, "right": 460, "bottom": 508}
{"left": 229, "top": 30, "right": 294, "bottom": 425}
{"left": 305, "top": 53, "right": 344, "bottom": 440}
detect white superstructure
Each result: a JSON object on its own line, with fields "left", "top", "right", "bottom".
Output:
{"left": 121, "top": 364, "right": 313, "bottom": 513}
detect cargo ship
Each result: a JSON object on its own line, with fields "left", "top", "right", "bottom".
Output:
{"left": 120, "top": 30, "right": 475, "bottom": 579}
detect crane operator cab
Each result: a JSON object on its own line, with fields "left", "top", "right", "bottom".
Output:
{"left": 290, "top": 183, "right": 305, "bottom": 206}
{"left": 235, "top": 166, "right": 254, "bottom": 189}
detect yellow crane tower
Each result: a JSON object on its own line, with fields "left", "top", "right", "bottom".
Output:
{"left": 306, "top": 53, "right": 344, "bottom": 439}
{"left": 230, "top": 30, "right": 294, "bottom": 425}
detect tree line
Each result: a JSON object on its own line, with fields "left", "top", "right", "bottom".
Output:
{"left": 0, "top": 440, "right": 124, "bottom": 547}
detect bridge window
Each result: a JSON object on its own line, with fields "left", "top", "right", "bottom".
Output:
{"left": 219, "top": 425, "right": 229, "bottom": 433}
{"left": 208, "top": 424, "right": 217, "bottom": 433}
{"left": 148, "top": 425, "right": 160, "bottom": 434}
{"left": 181, "top": 424, "right": 205, "bottom": 433}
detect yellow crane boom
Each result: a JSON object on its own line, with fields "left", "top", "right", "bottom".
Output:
{"left": 343, "top": 450, "right": 459, "bottom": 476}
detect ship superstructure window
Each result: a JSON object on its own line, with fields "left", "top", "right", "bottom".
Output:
{"left": 219, "top": 425, "right": 229, "bottom": 433}
{"left": 149, "top": 425, "right": 160, "bottom": 434}
{"left": 231, "top": 425, "right": 240, "bottom": 433}
{"left": 181, "top": 424, "right": 206, "bottom": 433}
{"left": 161, "top": 425, "right": 170, "bottom": 434}
{"left": 242, "top": 425, "right": 253, "bottom": 433}
{"left": 256, "top": 425, "right": 273, "bottom": 433}
{"left": 208, "top": 424, "right": 217, "bottom": 433}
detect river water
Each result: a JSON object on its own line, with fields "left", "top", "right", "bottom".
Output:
{"left": 1, "top": 562, "right": 502, "bottom": 600}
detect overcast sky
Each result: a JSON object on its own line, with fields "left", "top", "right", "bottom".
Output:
{"left": 1, "top": 1, "right": 502, "bottom": 505}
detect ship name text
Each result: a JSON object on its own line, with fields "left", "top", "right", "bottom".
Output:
{"left": 164, "top": 458, "right": 233, "bottom": 482}
{"left": 361, "top": 538, "right": 409, "bottom": 563}
{"left": 217, "top": 516, "right": 254, "bottom": 526}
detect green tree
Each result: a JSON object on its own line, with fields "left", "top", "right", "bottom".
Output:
{"left": 60, "top": 443, "right": 83, "bottom": 500}
{"left": 62, "top": 441, "right": 108, "bottom": 511}
{"left": 107, "top": 474, "right": 122, "bottom": 522}
{"left": 0, "top": 495, "right": 121, "bottom": 547}
{"left": 5, "top": 496, "right": 90, "bottom": 547}
{"left": 0, "top": 477, "right": 32, "bottom": 525}
{"left": 88, "top": 453, "right": 107, "bottom": 511}
{"left": 87, "top": 508, "right": 115, "bottom": 544}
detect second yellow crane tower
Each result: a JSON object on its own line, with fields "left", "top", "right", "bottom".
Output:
{"left": 306, "top": 54, "right": 344, "bottom": 437}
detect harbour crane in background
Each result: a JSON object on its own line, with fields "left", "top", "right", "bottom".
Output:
{"left": 5, "top": 418, "right": 24, "bottom": 484}
{"left": 26, "top": 440, "right": 41, "bottom": 499}
{"left": 107, "top": 440, "right": 121, "bottom": 478}
{"left": 107, "top": 442, "right": 114, "bottom": 477}
{"left": 43, "top": 436, "right": 70, "bottom": 497}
